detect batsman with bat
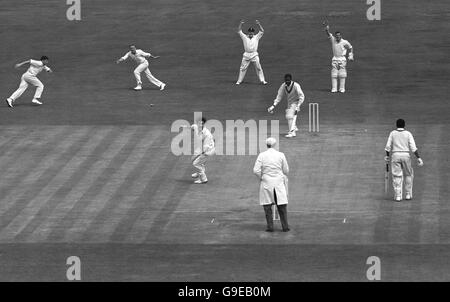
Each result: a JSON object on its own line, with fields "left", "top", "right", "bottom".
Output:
{"left": 267, "top": 74, "right": 305, "bottom": 138}
{"left": 384, "top": 119, "right": 424, "bottom": 202}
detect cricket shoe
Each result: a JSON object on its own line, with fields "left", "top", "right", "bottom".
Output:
{"left": 134, "top": 85, "right": 142, "bottom": 91}
{"left": 405, "top": 193, "right": 412, "bottom": 200}
{"left": 191, "top": 172, "right": 199, "bottom": 178}
{"left": 32, "top": 99, "right": 42, "bottom": 105}
{"left": 5, "top": 98, "right": 13, "bottom": 108}
{"left": 285, "top": 131, "right": 296, "bottom": 138}
{"left": 394, "top": 196, "right": 402, "bottom": 202}
{"left": 160, "top": 83, "right": 166, "bottom": 91}
{"left": 261, "top": 81, "right": 268, "bottom": 85}
{"left": 235, "top": 81, "right": 241, "bottom": 85}
{"left": 194, "top": 179, "right": 208, "bottom": 184}
{"left": 331, "top": 89, "right": 338, "bottom": 93}
{"left": 339, "top": 89, "right": 346, "bottom": 93}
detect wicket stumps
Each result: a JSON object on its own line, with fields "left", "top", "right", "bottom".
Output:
{"left": 309, "top": 103, "right": 319, "bottom": 132}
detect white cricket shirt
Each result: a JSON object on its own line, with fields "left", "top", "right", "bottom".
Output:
{"left": 385, "top": 128, "right": 418, "bottom": 153}
{"left": 27, "top": 60, "right": 50, "bottom": 76}
{"left": 121, "top": 49, "right": 151, "bottom": 65}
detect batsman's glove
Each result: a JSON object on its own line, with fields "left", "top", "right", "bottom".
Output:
{"left": 384, "top": 156, "right": 390, "bottom": 163}
{"left": 417, "top": 158, "right": 424, "bottom": 167}
{"left": 267, "top": 105, "right": 275, "bottom": 114}
{"left": 348, "top": 53, "right": 354, "bottom": 61}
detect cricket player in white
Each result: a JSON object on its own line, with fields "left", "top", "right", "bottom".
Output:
{"left": 6, "top": 56, "right": 53, "bottom": 107}
{"left": 191, "top": 117, "right": 215, "bottom": 184}
{"left": 253, "top": 137, "right": 290, "bottom": 232}
{"left": 324, "top": 23, "right": 354, "bottom": 93}
{"left": 116, "top": 45, "right": 166, "bottom": 91}
{"left": 236, "top": 20, "right": 267, "bottom": 85}
{"left": 267, "top": 74, "right": 305, "bottom": 138}
{"left": 385, "top": 119, "right": 424, "bottom": 201}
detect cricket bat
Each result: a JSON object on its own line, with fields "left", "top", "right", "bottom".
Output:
{"left": 384, "top": 163, "right": 389, "bottom": 195}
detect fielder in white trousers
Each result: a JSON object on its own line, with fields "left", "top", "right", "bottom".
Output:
{"left": 385, "top": 119, "right": 424, "bottom": 202}
{"left": 6, "top": 56, "right": 52, "bottom": 107}
{"left": 190, "top": 118, "right": 215, "bottom": 184}
{"left": 116, "top": 45, "right": 166, "bottom": 91}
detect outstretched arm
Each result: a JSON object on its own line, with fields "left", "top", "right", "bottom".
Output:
{"left": 116, "top": 52, "right": 130, "bottom": 64}
{"left": 15, "top": 60, "right": 30, "bottom": 69}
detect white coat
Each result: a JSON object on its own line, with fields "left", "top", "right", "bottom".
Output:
{"left": 253, "top": 148, "right": 289, "bottom": 205}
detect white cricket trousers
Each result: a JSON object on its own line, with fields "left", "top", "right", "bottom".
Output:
{"left": 134, "top": 62, "right": 164, "bottom": 87}
{"left": 391, "top": 152, "right": 414, "bottom": 198}
{"left": 237, "top": 54, "right": 266, "bottom": 83}
{"left": 9, "top": 72, "right": 44, "bottom": 101}
{"left": 192, "top": 153, "right": 208, "bottom": 182}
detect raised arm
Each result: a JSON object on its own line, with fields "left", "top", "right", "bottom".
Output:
{"left": 14, "top": 60, "right": 30, "bottom": 69}
{"left": 237, "top": 20, "right": 245, "bottom": 33}
{"left": 255, "top": 20, "right": 264, "bottom": 33}
{"left": 324, "top": 22, "right": 332, "bottom": 38}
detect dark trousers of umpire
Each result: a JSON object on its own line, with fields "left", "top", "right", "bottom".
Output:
{"left": 263, "top": 189, "right": 289, "bottom": 231}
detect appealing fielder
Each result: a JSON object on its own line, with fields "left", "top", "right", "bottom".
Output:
{"left": 236, "top": 20, "right": 267, "bottom": 85}
{"left": 6, "top": 56, "right": 53, "bottom": 107}
{"left": 267, "top": 74, "right": 305, "bottom": 138}
{"left": 384, "top": 119, "right": 424, "bottom": 202}
{"left": 253, "top": 137, "right": 290, "bottom": 232}
{"left": 324, "top": 22, "right": 353, "bottom": 93}
{"left": 190, "top": 117, "right": 215, "bottom": 184}
{"left": 116, "top": 45, "right": 166, "bottom": 91}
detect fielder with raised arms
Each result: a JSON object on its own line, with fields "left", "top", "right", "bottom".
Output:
{"left": 116, "top": 45, "right": 166, "bottom": 91}
{"left": 324, "top": 22, "right": 354, "bottom": 93}
{"left": 6, "top": 56, "right": 52, "bottom": 107}
{"left": 268, "top": 74, "right": 305, "bottom": 138}
{"left": 236, "top": 20, "right": 267, "bottom": 85}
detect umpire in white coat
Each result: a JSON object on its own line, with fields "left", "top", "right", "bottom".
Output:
{"left": 253, "top": 137, "right": 290, "bottom": 232}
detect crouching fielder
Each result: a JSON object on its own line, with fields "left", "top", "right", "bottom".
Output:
{"left": 267, "top": 74, "right": 305, "bottom": 138}
{"left": 190, "top": 117, "right": 215, "bottom": 184}
{"left": 253, "top": 137, "right": 290, "bottom": 232}
{"left": 6, "top": 56, "right": 52, "bottom": 107}
{"left": 116, "top": 45, "right": 166, "bottom": 91}
{"left": 385, "top": 119, "right": 424, "bottom": 202}
{"left": 324, "top": 22, "right": 353, "bottom": 93}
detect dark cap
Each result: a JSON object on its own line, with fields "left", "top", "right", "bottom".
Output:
{"left": 248, "top": 27, "right": 255, "bottom": 33}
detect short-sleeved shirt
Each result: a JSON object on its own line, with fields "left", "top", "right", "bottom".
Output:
{"left": 239, "top": 30, "right": 263, "bottom": 54}
{"left": 385, "top": 128, "right": 418, "bottom": 153}
{"left": 121, "top": 49, "right": 151, "bottom": 65}
{"left": 329, "top": 34, "right": 352, "bottom": 60}
{"left": 27, "top": 60, "right": 50, "bottom": 76}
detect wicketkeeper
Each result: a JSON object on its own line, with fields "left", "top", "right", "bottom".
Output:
{"left": 267, "top": 74, "right": 305, "bottom": 138}
{"left": 384, "top": 119, "right": 424, "bottom": 201}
